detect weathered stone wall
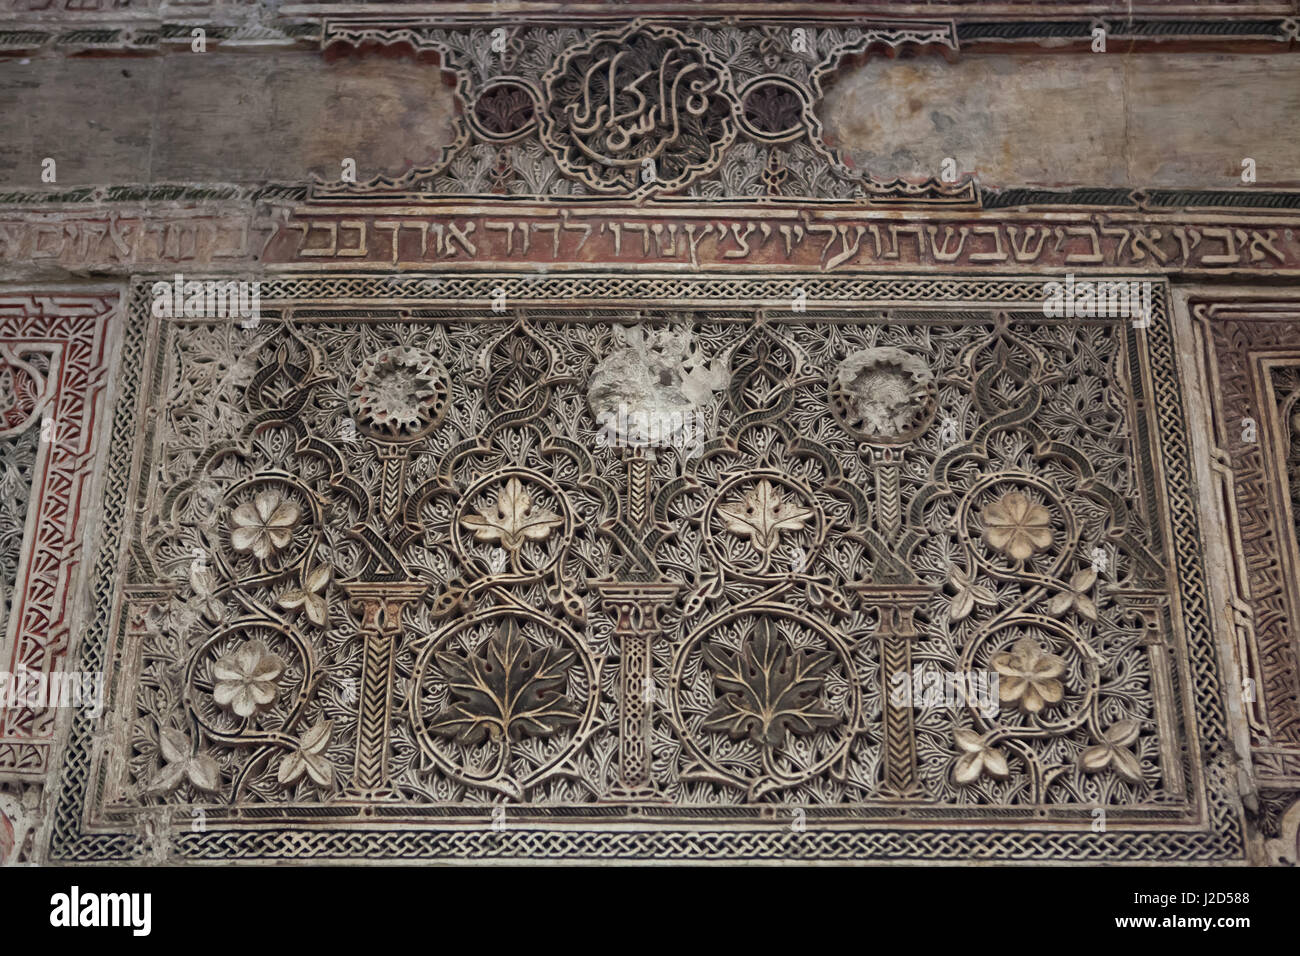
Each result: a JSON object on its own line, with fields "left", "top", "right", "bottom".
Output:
{"left": 2, "top": 45, "right": 1298, "bottom": 192}
{"left": 822, "top": 51, "right": 1300, "bottom": 188}
{"left": 0, "top": 51, "right": 456, "bottom": 187}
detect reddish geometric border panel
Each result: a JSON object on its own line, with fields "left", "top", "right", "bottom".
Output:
{"left": 0, "top": 293, "right": 117, "bottom": 779}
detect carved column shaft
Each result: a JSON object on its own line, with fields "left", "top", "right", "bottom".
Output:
{"left": 343, "top": 582, "right": 427, "bottom": 799}
{"left": 375, "top": 444, "right": 410, "bottom": 525}
{"left": 878, "top": 620, "right": 918, "bottom": 796}
{"left": 626, "top": 451, "right": 652, "bottom": 533}
{"left": 1125, "top": 590, "right": 1184, "bottom": 798}
{"left": 354, "top": 630, "right": 396, "bottom": 796}
{"left": 853, "top": 584, "right": 932, "bottom": 799}
{"left": 620, "top": 631, "right": 653, "bottom": 789}
{"left": 598, "top": 582, "right": 680, "bottom": 797}
{"left": 871, "top": 447, "right": 904, "bottom": 542}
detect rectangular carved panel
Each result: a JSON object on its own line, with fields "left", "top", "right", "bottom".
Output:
{"left": 49, "top": 274, "right": 1242, "bottom": 862}
{"left": 0, "top": 292, "right": 118, "bottom": 779}
{"left": 1194, "top": 298, "right": 1300, "bottom": 859}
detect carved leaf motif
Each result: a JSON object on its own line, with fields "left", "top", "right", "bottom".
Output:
{"left": 149, "top": 725, "right": 221, "bottom": 795}
{"left": 717, "top": 480, "right": 814, "bottom": 553}
{"left": 475, "top": 83, "right": 535, "bottom": 137}
{"left": 743, "top": 83, "right": 803, "bottom": 135}
{"left": 460, "top": 477, "right": 564, "bottom": 552}
{"left": 949, "top": 565, "right": 996, "bottom": 623}
{"left": 158, "top": 726, "right": 189, "bottom": 765}
{"left": 1047, "top": 568, "right": 1098, "bottom": 621}
{"left": 428, "top": 619, "right": 581, "bottom": 746}
{"left": 279, "top": 564, "right": 331, "bottom": 627}
{"left": 952, "top": 727, "right": 1010, "bottom": 785}
{"left": 683, "top": 568, "right": 725, "bottom": 620}
{"left": 1079, "top": 719, "right": 1143, "bottom": 784}
{"left": 702, "top": 618, "right": 838, "bottom": 748}
{"left": 430, "top": 585, "right": 470, "bottom": 621}
{"left": 188, "top": 560, "right": 224, "bottom": 623}
{"left": 277, "top": 719, "right": 335, "bottom": 788}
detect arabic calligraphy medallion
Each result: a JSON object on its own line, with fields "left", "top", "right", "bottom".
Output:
{"left": 540, "top": 23, "right": 738, "bottom": 196}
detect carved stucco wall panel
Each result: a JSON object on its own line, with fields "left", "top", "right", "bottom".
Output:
{"left": 0, "top": 293, "right": 118, "bottom": 775}
{"left": 32, "top": 273, "right": 1249, "bottom": 863}
{"left": 0, "top": 291, "right": 119, "bottom": 864}
{"left": 1, "top": 6, "right": 1296, "bottom": 868}
{"left": 1178, "top": 290, "right": 1300, "bottom": 864}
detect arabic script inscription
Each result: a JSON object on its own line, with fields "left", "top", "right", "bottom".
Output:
{"left": 541, "top": 24, "right": 738, "bottom": 195}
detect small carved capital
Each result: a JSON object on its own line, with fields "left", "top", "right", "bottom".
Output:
{"left": 597, "top": 581, "right": 681, "bottom": 641}
{"left": 342, "top": 582, "right": 428, "bottom": 635}
{"left": 849, "top": 583, "right": 933, "bottom": 641}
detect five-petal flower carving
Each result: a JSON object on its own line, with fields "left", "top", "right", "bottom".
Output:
{"left": 992, "top": 636, "right": 1067, "bottom": 715}
{"left": 213, "top": 639, "right": 284, "bottom": 718}
{"left": 229, "top": 491, "right": 300, "bottom": 560}
{"left": 982, "top": 491, "right": 1052, "bottom": 561}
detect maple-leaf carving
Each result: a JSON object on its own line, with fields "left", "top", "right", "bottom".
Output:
{"left": 428, "top": 618, "right": 582, "bottom": 746}
{"left": 701, "top": 618, "right": 839, "bottom": 749}
{"left": 716, "top": 480, "right": 814, "bottom": 554}
{"left": 460, "top": 477, "right": 564, "bottom": 552}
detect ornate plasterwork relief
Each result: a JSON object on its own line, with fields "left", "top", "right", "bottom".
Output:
{"left": 318, "top": 18, "right": 969, "bottom": 202}
{"left": 0, "top": 294, "right": 118, "bottom": 781}
{"left": 1191, "top": 296, "right": 1300, "bottom": 860}
{"left": 39, "top": 274, "right": 1243, "bottom": 863}
{"left": 0, "top": 4, "right": 1291, "bottom": 877}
